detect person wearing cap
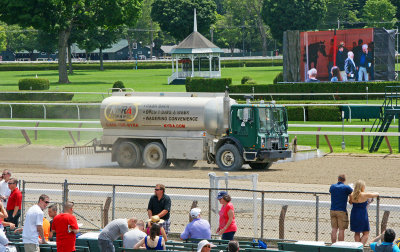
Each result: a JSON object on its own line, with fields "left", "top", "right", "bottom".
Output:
{"left": 180, "top": 208, "right": 211, "bottom": 240}
{"left": 147, "top": 184, "right": 171, "bottom": 235}
{"left": 197, "top": 240, "right": 216, "bottom": 252}
{"left": 370, "top": 228, "right": 400, "bottom": 252}
{"left": 216, "top": 192, "right": 237, "bottom": 240}
{"left": 146, "top": 215, "right": 167, "bottom": 242}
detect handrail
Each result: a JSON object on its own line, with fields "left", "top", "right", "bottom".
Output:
{"left": 0, "top": 119, "right": 100, "bottom": 124}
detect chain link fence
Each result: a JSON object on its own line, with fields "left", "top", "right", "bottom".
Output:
{"left": 20, "top": 180, "right": 400, "bottom": 241}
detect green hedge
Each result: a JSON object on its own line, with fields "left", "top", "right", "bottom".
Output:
{"left": 0, "top": 93, "right": 74, "bottom": 101}
{"left": 0, "top": 105, "right": 99, "bottom": 119}
{"left": 0, "top": 59, "right": 282, "bottom": 71}
{"left": 229, "top": 81, "right": 400, "bottom": 100}
{"left": 287, "top": 106, "right": 341, "bottom": 121}
{"left": 185, "top": 77, "right": 231, "bottom": 92}
{"left": 18, "top": 78, "right": 50, "bottom": 90}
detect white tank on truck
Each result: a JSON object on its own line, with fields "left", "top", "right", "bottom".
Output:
{"left": 96, "top": 91, "right": 291, "bottom": 171}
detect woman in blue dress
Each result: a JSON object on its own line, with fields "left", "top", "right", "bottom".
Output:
{"left": 349, "top": 180, "right": 379, "bottom": 245}
{"left": 134, "top": 223, "right": 166, "bottom": 250}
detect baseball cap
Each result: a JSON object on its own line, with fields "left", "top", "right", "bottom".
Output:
{"left": 197, "top": 240, "right": 216, "bottom": 252}
{"left": 190, "top": 208, "right": 201, "bottom": 218}
{"left": 217, "top": 191, "right": 227, "bottom": 199}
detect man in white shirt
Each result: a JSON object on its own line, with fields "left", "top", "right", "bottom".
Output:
{"left": 0, "top": 170, "right": 11, "bottom": 208}
{"left": 22, "top": 194, "right": 50, "bottom": 252}
{"left": 123, "top": 220, "right": 146, "bottom": 248}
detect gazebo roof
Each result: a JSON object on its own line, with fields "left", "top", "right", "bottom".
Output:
{"left": 171, "top": 9, "right": 223, "bottom": 54}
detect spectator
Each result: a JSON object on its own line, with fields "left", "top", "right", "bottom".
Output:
{"left": 146, "top": 215, "right": 167, "bottom": 242}
{"left": 48, "top": 204, "right": 57, "bottom": 241}
{"left": 41, "top": 217, "right": 50, "bottom": 242}
{"left": 336, "top": 45, "right": 347, "bottom": 81}
{"left": 123, "top": 220, "right": 146, "bottom": 248}
{"left": 353, "top": 39, "right": 364, "bottom": 79}
{"left": 180, "top": 208, "right": 211, "bottom": 240}
{"left": 329, "top": 174, "right": 353, "bottom": 243}
{"left": 134, "top": 223, "right": 166, "bottom": 250}
{"left": 0, "top": 202, "right": 9, "bottom": 251}
{"left": 52, "top": 201, "right": 79, "bottom": 252}
{"left": 22, "top": 194, "right": 50, "bottom": 252}
{"left": 216, "top": 192, "right": 237, "bottom": 240}
{"left": 98, "top": 217, "right": 137, "bottom": 252}
{"left": 330, "top": 66, "right": 342, "bottom": 82}
{"left": 358, "top": 44, "right": 372, "bottom": 81}
{"left": 345, "top": 51, "right": 357, "bottom": 81}
{"left": 147, "top": 184, "right": 171, "bottom": 235}
{"left": 370, "top": 229, "right": 400, "bottom": 252}
{"left": 196, "top": 240, "right": 216, "bottom": 252}
{"left": 306, "top": 68, "right": 320, "bottom": 82}
{"left": 0, "top": 170, "right": 11, "bottom": 208}
{"left": 228, "top": 240, "right": 240, "bottom": 252}
{"left": 349, "top": 180, "right": 379, "bottom": 245}
{"left": 5, "top": 178, "right": 22, "bottom": 227}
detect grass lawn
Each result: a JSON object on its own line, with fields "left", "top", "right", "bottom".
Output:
{"left": 0, "top": 66, "right": 283, "bottom": 102}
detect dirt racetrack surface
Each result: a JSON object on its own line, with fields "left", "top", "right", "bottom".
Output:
{"left": 0, "top": 145, "right": 399, "bottom": 194}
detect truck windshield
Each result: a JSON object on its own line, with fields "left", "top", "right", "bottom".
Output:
{"left": 259, "top": 107, "right": 287, "bottom": 133}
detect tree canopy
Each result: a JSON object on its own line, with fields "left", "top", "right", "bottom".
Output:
{"left": 262, "top": 0, "right": 327, "bottom": 42}
{"left": 0, "top": 0, "right": 142, "bottom": 83}
{"left": 362, "top": 0, "right": 397, "bottom": 28}
{"left": 151, "top": 0, "right": 217, "bottom": 41}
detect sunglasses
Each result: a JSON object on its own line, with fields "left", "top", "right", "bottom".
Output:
{"left": 204, "top": 245, "right": 211, "bottom": 248}
{"left": 154, "top": 189, "right": 161, "bottom": 191}
{"left": 7, "top": 182, "right": 15, "bottom": 185}
{"left": 44, "top": 201, "right": 50, "bottom": 204}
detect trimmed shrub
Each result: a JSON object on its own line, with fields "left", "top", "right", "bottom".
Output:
{"left": 245, "top": 80, "right": 258, "bottom": 85}
{"left": 307, "top": 106, "right": 341, "bottom": 121}
{"left": 18, "top": 78, "right": 50, "bottom": 90}
{"left": 241, "top": 76, "right": 253, "bottom": 84}
{"left": 273, "top": 72, "right": 283, "bottom": 84}
{"left": 112, "top": 81, "right": 125, "bottom": 92}
{"left": 0, "top": 93, "right": 73, "bottom": 101}
{"left": 185, "top": 77, "right": 231, "bottom": 92}
{"left": 287, "top": 107, "right": 305, "bottom": 121}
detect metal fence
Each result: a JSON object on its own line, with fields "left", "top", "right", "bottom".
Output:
{"left": 19, "top": 180, "right": 400, "bottom": 241}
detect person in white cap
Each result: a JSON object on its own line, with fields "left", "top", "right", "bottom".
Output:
{"left": 180, "top": 208, "right": 211, "bottom": 240}
{"left": 197, "top": 240, "right": 216, "bottom": 252}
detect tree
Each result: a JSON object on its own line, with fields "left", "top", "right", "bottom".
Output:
{"left": 0, "top": 24, "right": 6, "bottom": 52}
{"left": 321, "top": 0, "right": 360, "bottom": 28}
{"left": 78, "top": 26, "right": 121, "bottom": 70}
{"left": 389, "top": 0, "right": 400, "bottom": 20}
{"left": 151, "top": 0, "right": 217, "bottom": 41}
{"left": 5, "top": 26, "right": 37, "bottom": 60}
{"left": 212, "top": 14, "right": 242, "bottom": 55}
{"left": 362, "top": 0, "right": 397, "bottom": 28}
{"left": 262, "top": 0, "right": 327, "bottom": 42}
{"left": 0, "top": 0, "right": 142, "bottom": 83}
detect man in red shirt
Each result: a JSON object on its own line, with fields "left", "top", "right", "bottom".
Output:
{"left": 5, "top": 178, "right": 22, "bottom": 227}
{"left": 52, "top": 201, "right": 79, "bottom": 252}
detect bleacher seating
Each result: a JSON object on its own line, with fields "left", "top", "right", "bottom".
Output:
{"left": 278, "top": 242, "right": 363, "bottom": 252}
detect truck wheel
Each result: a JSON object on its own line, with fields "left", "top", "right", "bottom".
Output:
{"left": 216, "top": 144, "right": 243, "bottom": 171}
{"left": 249, "top": 162, "right": 272, "bottom": 170}
{"left": 116, "top": 141, "right": 142, "bottom": 168}
{"left": 172, "top": 160, "right": 197, "bottom": 169}
{"left": 143, "top": 142, "right": 168, "bottom": 169}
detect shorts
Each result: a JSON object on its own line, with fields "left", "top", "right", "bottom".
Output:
{"left": 24, "top": 244, "right": 40, "bottom": 252}
{"left": 330, "top": 210, "right": 349, "bottom": 229}
{"left": 161, "top": 219, "right": 170, "bottom": 235}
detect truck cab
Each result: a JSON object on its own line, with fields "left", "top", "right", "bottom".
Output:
{"left": 215, "top": 103, "right": 292, "bottom": 170}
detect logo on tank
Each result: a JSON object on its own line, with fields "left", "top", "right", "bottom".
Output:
{"left": 104, "top": 103, "right": 139, "bottom": 122}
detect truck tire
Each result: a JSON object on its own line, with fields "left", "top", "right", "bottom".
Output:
{"left": 172, "top": 160, "right": 197, "bottom": 169}
{"left": 216, "top": 144, "right": 243, "bottom": 171}
{"left": 143, "top": 142, "right": 168, "bottom": 169}
{"left": 116, "top": 141, "right": 142, "bottom": 168}
{"left": 249, "top": 162, "right": 272, "bottom": 170}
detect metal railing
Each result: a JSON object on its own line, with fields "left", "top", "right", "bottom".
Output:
{"left": 19, "top": 180, "right": 400, "bottom": 241}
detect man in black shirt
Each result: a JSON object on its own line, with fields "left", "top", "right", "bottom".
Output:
{"left": 147, "top": 184, "right": 171, "bottom": 234}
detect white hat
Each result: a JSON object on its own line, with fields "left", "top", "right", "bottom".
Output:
{"left": 197, "top": 240, "right": 216, "bottom": 252}
{"left": 190, "top": 208, "right": 201, "bottom": 218}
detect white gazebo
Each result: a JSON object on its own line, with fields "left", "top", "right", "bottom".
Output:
{"left": 168, "top": 10, "right": 224, "bottom": 84}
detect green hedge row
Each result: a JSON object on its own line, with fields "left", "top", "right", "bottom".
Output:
{"left": 0, "top": 93, "right": 74, "bottom": 101}
{"left": 0, "top": 105, "right": 99, "bottom": 119}
{"left": 230, "top": 81, "right": 400, "bottom": 100}
{"left": 186, "top": 77, "right": 231, "bottom": 92}
{"left": 18, "top": 78, "right": 49, "bottom": 90}
{"left": 0, "top": 59, "right": 282, "bottom": 71}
